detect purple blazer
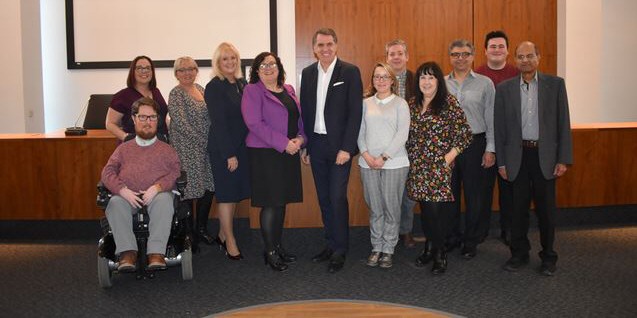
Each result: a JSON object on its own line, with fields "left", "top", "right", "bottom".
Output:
{"left": 241, "top": 80, "right": 307, "bottom": 153}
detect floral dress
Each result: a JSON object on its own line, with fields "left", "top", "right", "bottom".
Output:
{"left": 168, "top": 84, "right": 215, "bottom": 199}
{"left": 406, "top": 94, "right": 471, "bottom": 202}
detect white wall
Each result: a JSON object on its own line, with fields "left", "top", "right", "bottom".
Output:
{"left": 600, "top": 0, "right": 637, "bottom": 122}
{"left": 0, "top": 0, "right": 26, "bottom": 133}
{"left": 1, "top": 0, "right": 634, "bottom": 134}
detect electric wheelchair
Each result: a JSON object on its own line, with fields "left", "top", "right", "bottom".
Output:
{"left": 96, "top": 172, "right": 194, "bottom": 288}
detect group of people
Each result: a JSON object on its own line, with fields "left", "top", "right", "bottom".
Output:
{"left": 100, "top": 27, "right": 572, "bottom": 277}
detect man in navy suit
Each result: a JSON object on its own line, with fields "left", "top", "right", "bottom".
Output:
{"left": 494, "top": 41, "right": 572, "bottom": 276}
{"left": 300, "top": 28, "right": 363, "bottom": 273}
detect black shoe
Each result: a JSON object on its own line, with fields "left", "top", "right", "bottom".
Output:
{"left": 214, "top": 236, "right": 226, "bottom": 251}
{"left": 415, "top": 241, "right": 434, "bottom": 267}
{"left": 311, "top": 248, "right": 333, "bottom": 263}
{"left": 327, "top": 254, "right": 345, "bottom": 273}
{"left": 539, "top": 263, "right": 557, "bottom": 276}
{"left": 431, "top": 250, "right": 447, "bottom": 275}
{"left": 197, "top": 229, "right": 215, "bottom": 245}
{"left": 264, "top": 250, "right": 288, "bottom": 272}
{"left": 461, "top": 246, "right": 477, "bottom": 260}
{"left": 275, "top": 244, "right": 297, "bottom": 263}
{"left": 503, "top": 256, "right": 530, "bottom": 272}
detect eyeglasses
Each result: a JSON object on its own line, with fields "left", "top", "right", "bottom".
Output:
{"left": 135, "top": 66, "right": 152, "bottom": 73}
{"left": 516, "top": 54, "right": 537, "bottom": 61}
{"left": 259, "top": 63, "right": 277, "bottom": 70}
{"left": 373, "top": 75, "right": 391, "bottom": 81}
{"left": 176, "top": 67, "right": 197, "bottom": 73}
{"left": 450, "top": 52, "right": 472, "bottom": 59}
{"left": 136, "top": 114, "right": 158, "bottom": 122}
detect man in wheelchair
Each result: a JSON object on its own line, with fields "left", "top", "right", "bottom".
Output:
{"left": 101, "top": 97, "right": 181, "bottom": 272}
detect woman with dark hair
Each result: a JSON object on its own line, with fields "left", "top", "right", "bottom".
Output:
{"left": 358, "top": 62, "right": 410, "bottom": 269}
{"left": 106, "top": 56, "right": 169, "bottom": 142}
{"left": 168, "top": 57, "right": 215, "bottom": 247}
{"left": 241, "top": 52, "right": 306, "bottom": 271}
{"left": 406, "top": 61, "right": 472, "bottom": 274}
{"left": 205, "top": 42, "right": 250, "bottom": 260}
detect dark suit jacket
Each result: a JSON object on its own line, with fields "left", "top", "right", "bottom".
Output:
{"left": 300, "top": 58, "right": 363, "bottom": 155}
{"left": 404, "top": 69, "right": 416, "bottom": 103}
{"left": 205, "top": 76, "right": 248, "bottom": 160}
{"left": 494, "top": 72, "right": 573, "bottom": 181}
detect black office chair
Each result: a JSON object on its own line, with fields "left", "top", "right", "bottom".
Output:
{"left": 83, "top": 94, "right": 113, "bottom": 130}
{"left": 96, "top": 172, "right": 193, "bottom": 288}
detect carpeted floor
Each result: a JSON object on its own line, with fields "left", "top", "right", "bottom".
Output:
{"left": 1, "top": 206, "right": 637, "bottom": 317}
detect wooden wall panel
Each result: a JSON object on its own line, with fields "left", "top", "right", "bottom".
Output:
{"left": 473, "top": 0, "right": 557, "bottom": 75}
{"left": 295, "top": 0, "right": 473, "bottom": 86}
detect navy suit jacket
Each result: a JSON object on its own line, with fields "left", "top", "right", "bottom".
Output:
{"left": 300, "top": 58, "right": 363, "bottom": 156}
{"left": 494, "top": 72, "right": 573, "bottom": 181}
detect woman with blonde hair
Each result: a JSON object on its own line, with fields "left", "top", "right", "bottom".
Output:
{"left": 358, "top": 62, "right": 410, "bottom": 269}
{"left": 204, "top": 43, "right": 250, "bottom": 260}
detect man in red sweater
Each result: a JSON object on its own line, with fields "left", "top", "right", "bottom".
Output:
{"left": 101, "top": 97, "right": 181, "bottom": 271}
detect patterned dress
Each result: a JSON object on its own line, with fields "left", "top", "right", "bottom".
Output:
{"left": 168, "top": 84, "right": 214, "bottom": 199}
{"left": 406, "top": 94, "right": 472, "bottom": 202}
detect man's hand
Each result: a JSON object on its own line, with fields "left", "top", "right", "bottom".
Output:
{"left": 482, "top": 152, "right": 496, "bottom": 168}
{"left": 141, "top": 184, "right": 160, "bottom": 205}
{"left": 498, "top": 166, "right": 508, "bottom": 180}
{"left": 553, "top": 163, "right": 568, "bottom": 177}
{"left": 119, "top": 187, "right": 142, "bottom": 209}
{"left": 335, "top": 150, "right": 351, "bottom": 165}
{"left": 227, "top": 156, "right": 238, "bottom": 172}
{"left": 301, "top": 148, "right": 310, "bottom": 165}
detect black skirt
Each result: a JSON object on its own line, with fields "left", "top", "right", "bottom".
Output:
{"left": 248, "top": 147, "right": 302, "bottom": 207}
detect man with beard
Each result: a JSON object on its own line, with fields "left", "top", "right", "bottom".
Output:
{"left": 101, "top": 97, "right": 181, "bottom": 271}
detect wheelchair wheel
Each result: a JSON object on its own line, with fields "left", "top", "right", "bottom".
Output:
{"left": 181, "top": 249, "right": 193, "bottom": 281}
{"left": 97, "top": 256, "right": 113, "bottom": 288}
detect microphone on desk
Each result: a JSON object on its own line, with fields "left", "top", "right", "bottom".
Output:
{"left": 65, "top": 98, "right": 89, "bottom": 136}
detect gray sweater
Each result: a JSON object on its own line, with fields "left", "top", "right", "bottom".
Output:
{"left": 357, "top": 94, "right": 410, "bottom": 169}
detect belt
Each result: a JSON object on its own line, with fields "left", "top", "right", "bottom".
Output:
{"left": 522, "top": 140, "right": 538, "bottom": 148}
{"left": 473, "top": 132, "right": 486, "bottom": 137}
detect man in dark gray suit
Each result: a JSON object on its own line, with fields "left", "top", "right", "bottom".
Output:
{"left": 494, "top": 41, "right": 572, "bottom": 276}
{"left": 300, "top": 28, "right": 363, "bottom": 273}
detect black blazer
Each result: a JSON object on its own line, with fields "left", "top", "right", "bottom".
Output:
{"left": 300, "top": 58, "right": 363, "bottom": 155}
{"left": 205, "top": 76, "right": 248, "bottom": 160}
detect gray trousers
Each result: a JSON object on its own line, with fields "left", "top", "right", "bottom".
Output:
{"left": 399, "top": 189, "right": 417, "bottom": 234}
{"left": 105, "top": 192, "right": 174, "bottom": 255}
{"left": 361, "top": 167, "right": 409, "bottom": 254}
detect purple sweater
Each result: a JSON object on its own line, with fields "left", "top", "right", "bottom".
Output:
{"left": 101, "top": 139, "right": 181, "bottom": 194}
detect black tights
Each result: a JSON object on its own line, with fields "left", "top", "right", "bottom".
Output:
{"left": 420, "top": 201, "right": 453, "bottom": 250}
{"left": 190, "top": 190, "right": 214, "bottom": 229}
{"left": 260, "top": 205, "right": 286, "bottom": 251}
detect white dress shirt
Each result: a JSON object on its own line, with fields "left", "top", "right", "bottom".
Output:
{"left": 314, "top": 57, "right": 338, "bottom": 134}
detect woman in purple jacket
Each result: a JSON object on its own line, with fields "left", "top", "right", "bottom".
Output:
{"left": 241, "top": 52, "right": 307, "bottom": 272}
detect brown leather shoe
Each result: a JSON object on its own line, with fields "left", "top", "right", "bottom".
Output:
{"left": 402, "top": 233, "right": 416, "bottom": 248}
{"left": 147, "top": 254, "right": 166, "bottom": 270}
{"left": 117, "top": 250, "right": 137, "bottom": 272}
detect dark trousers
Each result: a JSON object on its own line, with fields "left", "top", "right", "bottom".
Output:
{"left": 309, "top": 134, "right": 352, "bottom": 255}
{"left": 449, "top": 134, "right": 489, "bottom": 249}
{"left": 478, "top": 167, "right": 512, "bottom": 238}
{"left": 420, "top": 201, "right": 454, "bottom": 250}
{"left": 510, "top": 147, "right": 558, "bottom": 264}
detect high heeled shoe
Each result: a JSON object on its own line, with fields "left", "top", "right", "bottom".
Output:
{"left": 264, "top": 250, "right": 288, "bottom": 271}
{"left": 275, "top": 244, "right": 297, "bottom": 263}
{"left": 216, "top": 236, "right": 243, "bottom": 260}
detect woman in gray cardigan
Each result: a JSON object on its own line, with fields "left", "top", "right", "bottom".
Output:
{"left": 357, "top": 62, "right": 410, "bottom": 269}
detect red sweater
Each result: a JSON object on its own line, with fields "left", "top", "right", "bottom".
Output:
{"left": 101, "top": 139, "right": 181, "bottom": 194}
{"left": 475, "top": 63, "right": 519, "bottom": 86}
